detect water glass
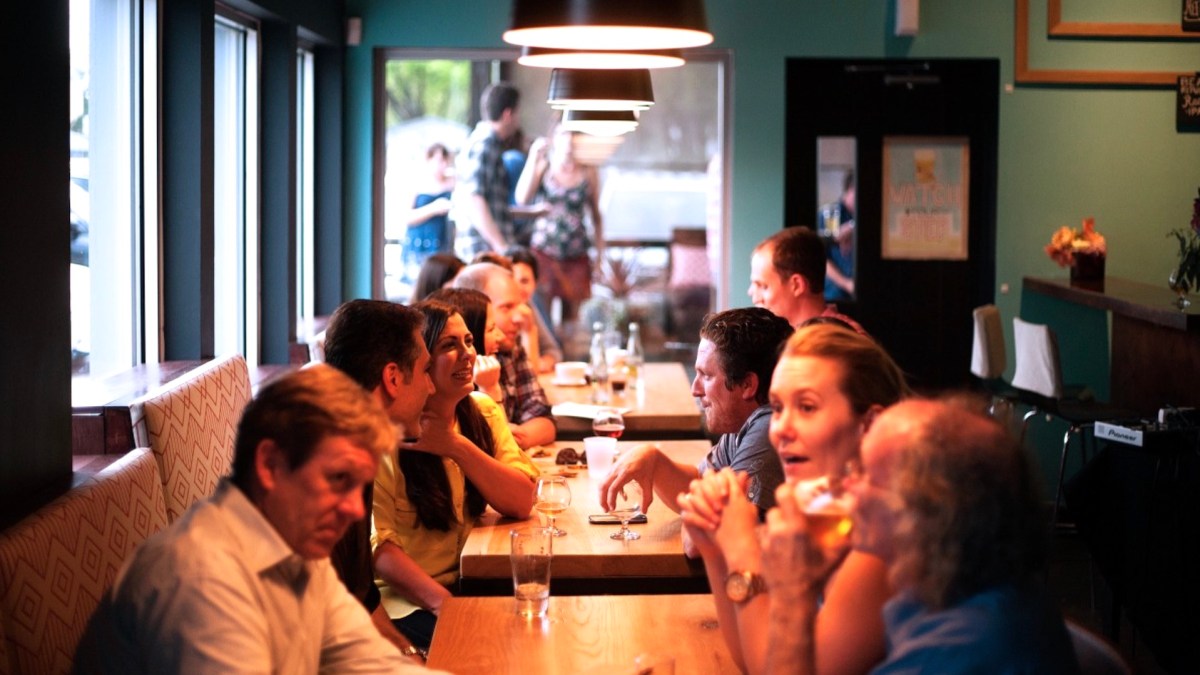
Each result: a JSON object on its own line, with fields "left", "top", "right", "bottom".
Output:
{"left": 510, "top": 527, "right": 553, "bottom": 619}
{"left": 583, "top": 436, "right": 618, "bottom": 480}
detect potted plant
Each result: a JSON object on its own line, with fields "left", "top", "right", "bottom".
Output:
{"left": 1167, "top": 188, "right": 1200, "bottom": 309}
{"left": 1045, "top": 217, "right": 1107, "bottom": 290}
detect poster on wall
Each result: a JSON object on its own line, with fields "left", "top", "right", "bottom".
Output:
{"left": 881, "top": 136, "right": 970, "bottom": 261}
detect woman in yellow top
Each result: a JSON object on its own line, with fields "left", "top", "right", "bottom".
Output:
{"left": 372, "top": 298, "right": 539, "bottom": 649}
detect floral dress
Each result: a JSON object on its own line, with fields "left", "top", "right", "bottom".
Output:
{"left": 530, "top": 174, "right": 592, "bottom": 260}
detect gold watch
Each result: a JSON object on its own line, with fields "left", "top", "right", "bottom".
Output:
{"left": 724, "top": 570, "right": 766, "bottom": 604}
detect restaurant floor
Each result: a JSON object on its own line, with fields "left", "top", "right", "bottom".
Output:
{"left": 1046, "top": 531, "right": 1170, "bottom": 674}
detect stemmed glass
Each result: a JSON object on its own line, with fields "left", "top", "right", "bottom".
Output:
{"left": 592, "top": 408, "right": 625, "bottom": 439}
{"left": 535, "top": 476, "right": 572, "bottom": 537}
{"left": 608, "top": 481, "right": 643, "bottom": 541}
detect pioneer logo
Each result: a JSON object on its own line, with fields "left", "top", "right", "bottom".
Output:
{"left": 1095, "top": 422, "right": 1143, "bottom": 447}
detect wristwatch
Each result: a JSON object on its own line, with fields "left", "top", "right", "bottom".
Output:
{"left": 724, "top": 570, "right": 766, "bottom": 604}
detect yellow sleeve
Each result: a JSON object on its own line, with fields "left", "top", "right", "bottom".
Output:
{"left": 370, "top": 450, "right": 413, "bottom": 552}
{"left": 471, "top": 391, "right": 540, "bottom": 481}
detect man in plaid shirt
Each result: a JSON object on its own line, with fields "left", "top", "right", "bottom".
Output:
{"left": 454, "top": 263, "right": 556, "bottom": 450}
{"left": 454, "top": 82, "right": 522, "bottom": 258}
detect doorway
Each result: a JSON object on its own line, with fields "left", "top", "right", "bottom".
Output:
{"left": 785, "top": 58, "right": 1000, "bottom": 391}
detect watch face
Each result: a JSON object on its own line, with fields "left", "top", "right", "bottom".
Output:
{"left": 726, "top": 572, "right": 750, "bottom": 602}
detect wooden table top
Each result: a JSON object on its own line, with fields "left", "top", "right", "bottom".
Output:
{"left": 426, "top": 594, "right": 738, "bottom": 674}
{"left": 459, "top": 440, "right": 711, "bottom": 584}
{"left": 542, "top": 362, "right": 703, "bottom": 439}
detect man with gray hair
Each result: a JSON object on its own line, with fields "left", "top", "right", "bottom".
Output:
{"left": 75, "top": 366, "right": 436, "bottom": 674}
{"left": 453, "top": 262, "right": 556, "bottom": 449}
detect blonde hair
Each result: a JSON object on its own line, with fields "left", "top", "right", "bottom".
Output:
{"left": 782, "top": 323, "right": 910, "bottom": 414}
{"left": 231, "top": 364, "right": 398, "bottom": 492}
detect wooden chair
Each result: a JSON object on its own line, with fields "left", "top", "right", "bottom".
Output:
{"left": 130, "top": 354, "right": 252, "bottom": 522}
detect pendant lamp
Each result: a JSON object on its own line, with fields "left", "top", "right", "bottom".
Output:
{"left": 562, "top": 109, "right": 639, "bottom": 137}
{"left": 547, "top": 68, "right": 654, "bottom": 111}
{"left": 504, "top": 0, "right": 713, "bottom": 51}
{"left": 518, "top": 46, "right": 684, "bottom": 70}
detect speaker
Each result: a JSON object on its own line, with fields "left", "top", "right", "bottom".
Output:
{"left": 346, "top": 17, "right": 362, "bottom": 46}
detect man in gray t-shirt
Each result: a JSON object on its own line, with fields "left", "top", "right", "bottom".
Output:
{"left": 600, "top": 308, "right": 793, "bottom": 518}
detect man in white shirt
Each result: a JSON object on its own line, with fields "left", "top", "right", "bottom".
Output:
{"left": 74, "top": 365, "right": 437, "bottom": 674}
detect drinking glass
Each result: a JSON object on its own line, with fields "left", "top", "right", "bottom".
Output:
{"left": 592, "top": 408, "right": 625, "bottom": 439}
{"left": 608, "top": 481, "right": 643, "bottom": 541}
{"left": 796, "top": 464, "right": 857, "bottom": 553}
{"left": 535, "top": 475, "right": 572, "bottom": 537}
{"left": 510, "top": 527, "right": 553, "bottom": 619}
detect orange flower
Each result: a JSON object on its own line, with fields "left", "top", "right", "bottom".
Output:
{"left": 1045, "top": 218, "right": 1106, "bottom": 268}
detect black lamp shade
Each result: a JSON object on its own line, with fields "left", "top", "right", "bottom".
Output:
{"left": 547, "top": 68, "right": 654, "bottom": 110}
{"left": 505, "top": 0, "right": 712, "bottom": 50}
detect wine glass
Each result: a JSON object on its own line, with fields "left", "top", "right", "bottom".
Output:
{"left": 535, "top": 476, "right": 572, "bottom": 537}
{"left": 592, "top": 408, "right": 625, "bottom": 439}
{"left": 608, "top": 481, "right": 643, "bottom": 541}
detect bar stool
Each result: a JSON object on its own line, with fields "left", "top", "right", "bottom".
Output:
{"left": 1010, "top": 318, "right": 1134, "bottom": 528}
{"left": 970, "top": 305, "right": 1021, "bottom": 428}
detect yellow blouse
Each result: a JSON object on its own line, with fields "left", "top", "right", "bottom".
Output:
{"left": 372, "top": 392, "right": 538, "bottom": 618}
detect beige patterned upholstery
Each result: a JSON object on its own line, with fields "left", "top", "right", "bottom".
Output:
{"left": 0, "top": 449, "right": 168, "bottom": 674}
{"left": 130, "top": 354, "right": 252, "bottom": 522}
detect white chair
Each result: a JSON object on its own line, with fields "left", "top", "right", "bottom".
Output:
{"left": 1010, "top": 318, "right": 1133, "bottom": 527}
{"left": 1067, "top": 621, "right": 1131, "bottom": 675}
{"left": 971, "top": 305, "right": 1020, "bottom": 423}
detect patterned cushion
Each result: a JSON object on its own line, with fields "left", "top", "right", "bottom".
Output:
{"left": 0, "top": 449, "right": 168, "bottom": 674}
{"left": 130, "top": 355, "right": 252, "bottom": 522}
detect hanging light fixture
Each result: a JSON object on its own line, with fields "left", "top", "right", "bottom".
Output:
{"left": 518, "top": 46, "right": 685, "bottom": 70}
{"left": 561, "top": 109, "right": 640, "bottom": 137}
{"left": 504, "top": 0, "right": 713, "bottom": 51}
{"left": 547, "top": 68, "right": 654, "bottom": 111}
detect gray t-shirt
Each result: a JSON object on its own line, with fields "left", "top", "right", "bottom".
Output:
{"left": 696, "top": 405, "right": 783, "bottom": 514}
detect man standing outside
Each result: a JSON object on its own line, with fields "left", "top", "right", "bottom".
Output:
{"left": 454, "top": 262, "right": 556, "bottom": 449}
{"left": 322, "top": 299, "right": 434, "bottom": 661}
{"left": 455, "top": 81, "right": 523, "bottom": 258}
{"left": 749, "top": 227, "right": 864, "bottom": 333}
{"left": 600, "top": 307, "right": 793, "bottom": 521}
{"left": 75, "top": 366, "right": 435, "bottom": 674}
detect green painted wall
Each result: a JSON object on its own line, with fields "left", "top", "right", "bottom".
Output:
{"left": 342, "top": 1, "right": 1199, "bottom": 382}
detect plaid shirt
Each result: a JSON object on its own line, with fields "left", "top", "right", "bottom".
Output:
{"left": 455, "top": 122, "right": 513, "bottom": 257}
{"left": 498, "top": 345, "right": 554, "bottom": 426}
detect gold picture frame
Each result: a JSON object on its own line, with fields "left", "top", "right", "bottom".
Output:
{"left": 1015, "top": 0, "right": 1194, "bottom": 87}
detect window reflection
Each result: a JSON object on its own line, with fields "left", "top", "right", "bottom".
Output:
{"left": 817, "top": 136, "right": 856, "bottom": 302}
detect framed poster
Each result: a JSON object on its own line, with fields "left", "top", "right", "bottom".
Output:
{"left": 881, "top": 136, "right": 970, "bottom": 261}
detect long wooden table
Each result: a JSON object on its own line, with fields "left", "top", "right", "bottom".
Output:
{"left": 426, "top": 594, "right": 738, "bottom": 673}
{"left": 542, "top": 362, "right": 704, "bottom": 440}
{"left": 459, "top": 440, "right": 711, "bottom": 595}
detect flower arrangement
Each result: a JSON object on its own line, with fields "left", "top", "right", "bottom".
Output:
{"left": 1045, "top": 217, "right": 1107, "bottom": 268}
{"left": 1167, "top": 188, "right": 1200, "bottom": 302}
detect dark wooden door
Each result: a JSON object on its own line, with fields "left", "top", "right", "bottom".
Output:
{"left": 785, "top": 58, "right": 999, "bottom": 391}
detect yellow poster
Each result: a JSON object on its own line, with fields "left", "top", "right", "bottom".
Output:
{"left": 881, "top": 137, "right": 970, "bottom": 260}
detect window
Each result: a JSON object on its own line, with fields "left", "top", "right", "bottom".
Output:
{"left": 296, "top": 45, "right": 316, "bottom": 336}
{"left": 69, "top": 0, "right": 152, "bottom": 377}
{"left": 213, "top": 12, "right": 260, "bottom": 364}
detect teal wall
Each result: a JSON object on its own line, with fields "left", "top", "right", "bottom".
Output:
{"left": 342, "top": 0, "right": 1199, "bottom": 373}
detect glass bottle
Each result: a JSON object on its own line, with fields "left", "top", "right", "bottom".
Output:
{"left": 589, "top": 321, "right": 611, "bottom": 405}
{"left": 625, "top": 322, "right": 644, "bottom": 392}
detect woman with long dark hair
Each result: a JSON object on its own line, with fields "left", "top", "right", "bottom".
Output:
{"left": 372, "top": 299, "right": 537, "bottom": 650}
{"left": 427, "top": 287, "right": 506, "bottom": 403}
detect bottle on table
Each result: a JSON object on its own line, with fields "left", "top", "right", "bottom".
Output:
{"left": 625, "top": 322, "right": 644, "bottom": 393}
{"left": 589, "top": 321, "right": 610, "bottom": 405}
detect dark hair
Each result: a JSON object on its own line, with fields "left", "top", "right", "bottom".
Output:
{"left": 699, "top": 308, "right": 794, "bottom": 405}
{"left": 505, "top": 246, "right": 539, "bottom": 280}
{"left": 425, "top": 142, "right": 449, "bottom": 161}
{"left": 410, "top": 253, "right": 465, "bottom": 303}
{"left": 758, "top": 226, "right": 826, "bottom": 293}
{"left": 481, "top": 81, "right": 519, "bottom": 123}
{"left": 403, "top": 299, "right": 496, "bottom": 530}
{"left": 230, "top": 365, "right": 397, "bottom": 496}
{"left": 843, "top": 169, "right": 856, "bottom": 193}
{"left": 890, "top": 396, "right": 1047, "bottom": 609}
{"left": 471, "top": 250, "right": 513, "bottom": 271}
{"left": 323, "top": 300, "right": 425, "bottom": 390}
{"left": 426, "top": 288, "right": 491, "bottom": 356}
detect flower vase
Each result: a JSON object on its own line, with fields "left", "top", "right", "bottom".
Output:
{"left": 1070, "top": 252, "right": 1105, "bottom": 291}
{"left": 1168, "top": 270, "right": 1192, "bottom": 310}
